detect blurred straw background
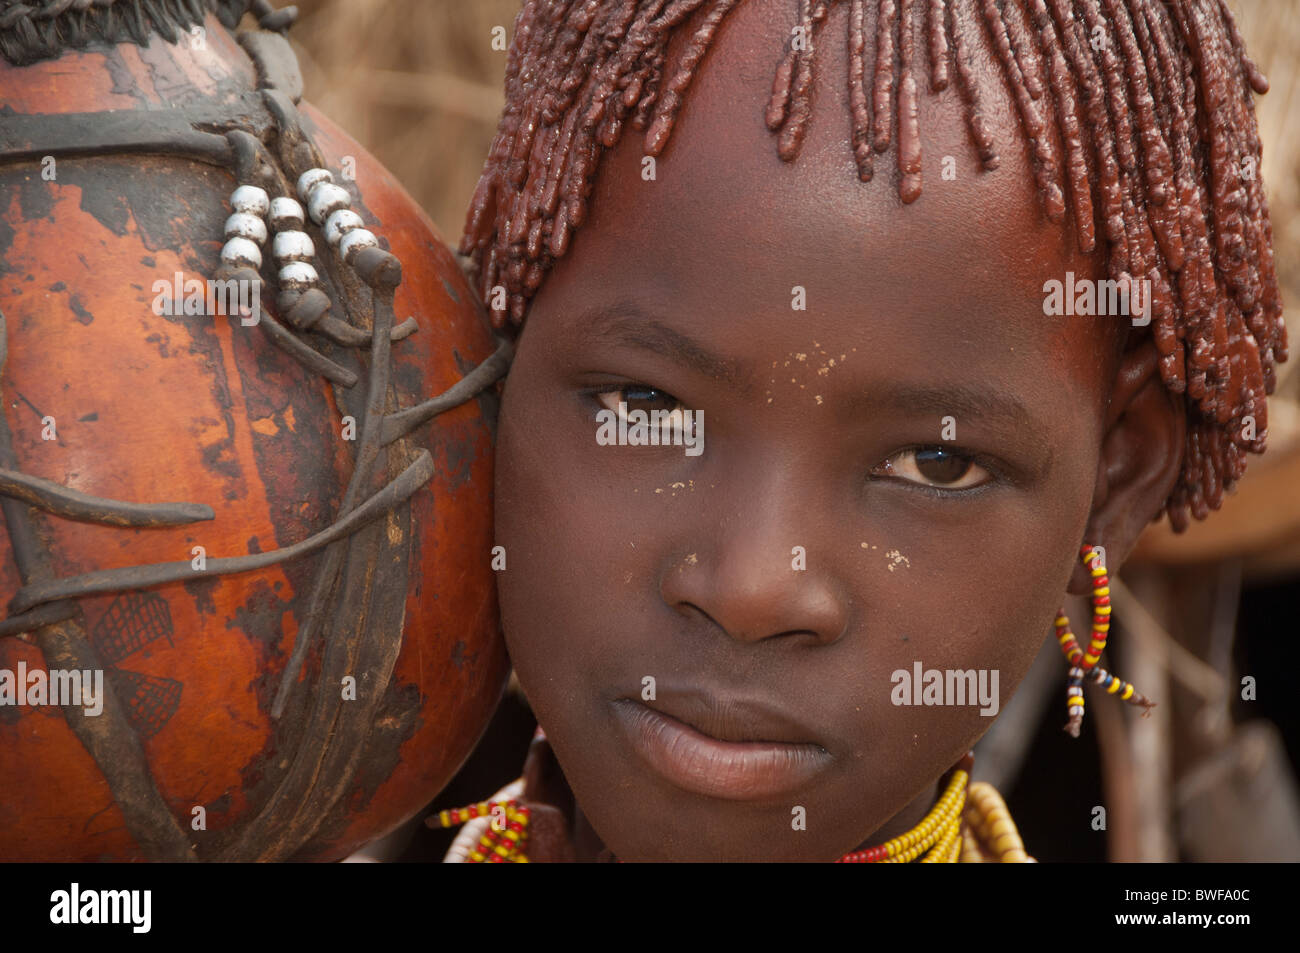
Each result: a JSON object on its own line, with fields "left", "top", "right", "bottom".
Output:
{"left": 286, "top": 0, "right": 520, "bottom": 248}
{"left": 280, "top": 1, "right": 1300, "bottom": 863}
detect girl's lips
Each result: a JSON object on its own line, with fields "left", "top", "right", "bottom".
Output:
{"left": 610, "top": 698, "right": 831, "bottom": 800}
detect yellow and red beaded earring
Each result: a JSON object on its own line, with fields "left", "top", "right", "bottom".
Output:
{"left": 1054, "top": 544, "right": 1155, "bottom": 737}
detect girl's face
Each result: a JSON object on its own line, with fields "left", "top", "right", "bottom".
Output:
{"left": 491, "top": 1, "right": 1175, "bottom": 860}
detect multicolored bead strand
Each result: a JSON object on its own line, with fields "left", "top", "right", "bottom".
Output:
{"left": 1055, "top": 544, "right": 1156, "bottom": 737}
{"left": 435, "top": 798, "right": 532, "bottom": 863}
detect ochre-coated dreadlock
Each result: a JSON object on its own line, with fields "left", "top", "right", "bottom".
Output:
{"left": 459, "top": 0, "right": 1287, "bottom": 531}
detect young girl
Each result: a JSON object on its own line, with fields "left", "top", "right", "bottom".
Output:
{"left": 439, "top": 0, "right": 1285, "bottom": 861}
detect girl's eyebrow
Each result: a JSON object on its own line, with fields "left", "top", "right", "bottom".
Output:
{"left": 852, "top": 382, "right": 1056, "bottom": 480}
{"left": 580, "top": 301, "right": 752, "bottom": 389}
{"left": 846, "top": 382, "right": 1036, "bottom": 436}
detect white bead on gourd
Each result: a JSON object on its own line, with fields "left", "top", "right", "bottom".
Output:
{"left": 296, "top": 168, "right": 333, "bottom": 203}
{"left": 308, "top": 183, "right": 351, "bottom": 226}
{"left": 224, "top": 212, "right": 267, "bottom": 245}
{"left": 278, "top": 261, "right": 319, "bottom": 291}
{"left": 273, "top": 230, "right": 315, "bottom": 263}
{"left": 230, "top": 185, "right": 269, "bottom": 216}
{"left": 338, "top": 228, "right": 378, "bottom": 263}
{"left": 269, "top": 196, "right": 305, "bottom": 232}
{"left": 220, "top": 236, "right": 262, "bottom": 270}
{"left": 324, "top": 209, "right": 364, "bottom": 246}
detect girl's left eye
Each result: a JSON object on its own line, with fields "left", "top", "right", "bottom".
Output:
{"left": 871, "top": 447, "right": 993, "bottom": 491}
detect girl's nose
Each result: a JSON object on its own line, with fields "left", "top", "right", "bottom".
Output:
{"left": 658, "top": 497, "right": 851, "bottom": 647}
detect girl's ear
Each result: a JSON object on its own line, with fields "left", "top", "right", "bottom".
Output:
{"left": 1068, "top": 335, "right": 1186, "bottom": 595}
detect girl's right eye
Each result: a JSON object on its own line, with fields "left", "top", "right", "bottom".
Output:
{"left": 592, "top": 384, "right": 699, "bottom": 442}
{"left": 594, "top": 384, "right": 685, "bottom": 417}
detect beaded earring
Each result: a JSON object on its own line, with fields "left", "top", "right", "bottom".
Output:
{"left": 1054, "top": 544, "right": 1155, "bottom": 737}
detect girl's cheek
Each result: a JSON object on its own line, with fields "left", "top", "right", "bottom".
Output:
{"left": 841, "top": 504, "right": 1070, "bottom": 725}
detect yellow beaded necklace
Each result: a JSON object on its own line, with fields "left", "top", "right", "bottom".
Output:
{"left": 436, "top": 753, "right": 1032, "bottom": 863}
{"left": 838, "top": 757, "right": 972, "bottom": 862}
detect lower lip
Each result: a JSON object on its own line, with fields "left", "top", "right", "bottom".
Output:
{"left": 610, "top": 699, "right": 830, "bottom": 801}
